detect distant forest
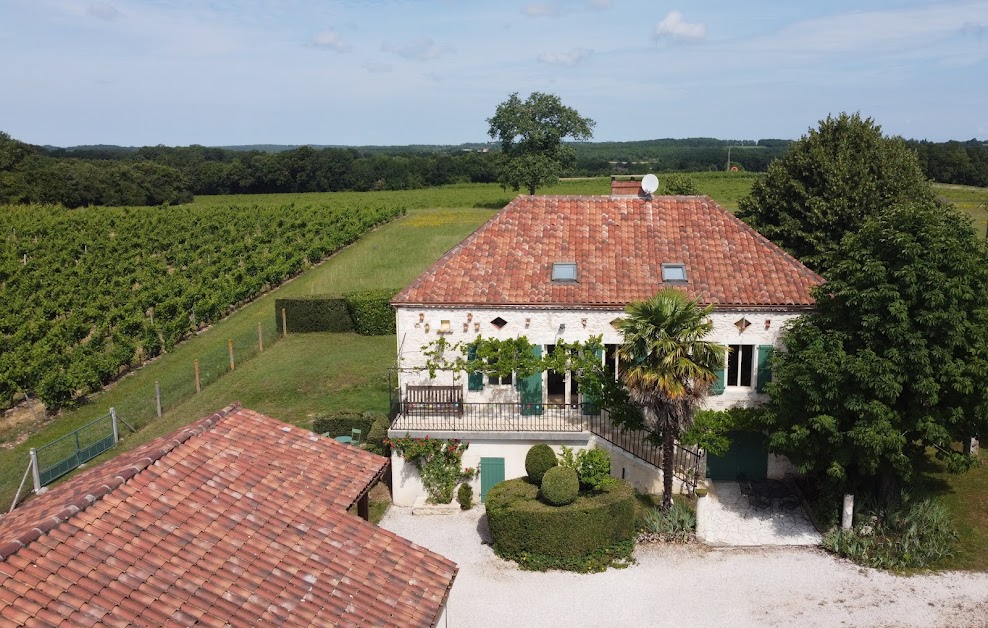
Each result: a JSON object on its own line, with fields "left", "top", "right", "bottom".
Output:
{"left": 1, "top": 131, "right": 985, "bottom": 208}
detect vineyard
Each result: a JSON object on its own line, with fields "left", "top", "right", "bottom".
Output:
{"left": 0, "top": 201, "right": 404, "bottom": 411}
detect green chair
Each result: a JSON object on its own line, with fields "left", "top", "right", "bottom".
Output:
{"left": 334, "top": 428, "right": 362, "bottom": 446}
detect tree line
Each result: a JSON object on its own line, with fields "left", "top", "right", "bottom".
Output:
{"left": 1, "top": 130, "right": 984, "bottom": 208}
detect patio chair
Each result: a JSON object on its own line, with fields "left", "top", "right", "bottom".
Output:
{"left": 334, "top": 428, "right": 362, "bottom": 446}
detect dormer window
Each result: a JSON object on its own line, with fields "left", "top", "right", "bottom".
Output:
{"left": 552, "top": 262, "right": 578, "bottom": 282}
{"left": 662, "top": 263, "right": 687, "bottom": 282}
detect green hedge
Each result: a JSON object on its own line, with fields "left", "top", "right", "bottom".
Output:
{"left": 345, "top": 289, "right": 397, "bottom": 335}
{"left": 313, "top": 411, "right": 375, "bottom": 438}
{"left": 275, "top": 297, "right": 351, "bottom": 333}
{"left": 274, "top": 289, "right": 397, "bottom": 335}
{"left": 486, "top": 478, "right": 637, "bottom": 572}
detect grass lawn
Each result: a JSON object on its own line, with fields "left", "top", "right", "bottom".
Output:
{"left": 927, "top": 450, "right": 988, "bottom": 571}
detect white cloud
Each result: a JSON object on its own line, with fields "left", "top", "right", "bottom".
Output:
{"left": 86, "top": 2, "right": 120, "bottom": 21}
{"left": 311, "top": 29, "right": 349, "bottom": 52}
{"left": 363, "top": 61, "right": 393, "bottom": 74}
{"left": 654, "top": 11, "right": 706, "bottom": 41}
{"left": 382, "top": 38, "right": 445, "bottom": 61}
{"left": 522, "top": 3, "right": 557, "bottom": 17}
{"left": 589, "top": 0, "right": 613, "bottom": 9}
{"left": 538, "top": 47, "right": 592, "bottom": 66}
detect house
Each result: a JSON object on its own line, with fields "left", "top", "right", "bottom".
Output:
{"left": 388, "top": 177, "right": 823, "bottom": 506}
{"left": 0, "top": 404, "right": 456, "bottom": 627}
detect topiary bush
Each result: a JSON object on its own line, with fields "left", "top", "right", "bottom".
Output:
{"left": 525, "top": 444, "right": 558, "bottom": 484}
{"left": 486, "top": 477, "right": 637, "bottom": 572}
{"left": 541, "top": 466, "right": 579, "bottom": 506}
{"left": 457, "top": 483, "right": 474, "bottom": 510}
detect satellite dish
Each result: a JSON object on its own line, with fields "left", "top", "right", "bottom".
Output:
{"left": 641, "top": 174, "right": 659, "bottom": 195}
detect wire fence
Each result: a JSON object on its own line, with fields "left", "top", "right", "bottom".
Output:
{"left": 0, "top": 315, "right": 285, "bottom": 513}
{"left": 111, "top": 316, "right": 281, "bottom": 433}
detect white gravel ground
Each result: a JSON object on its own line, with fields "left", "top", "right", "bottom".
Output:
{"left": 380, "top": 507, "right": 988, "bottom": 628}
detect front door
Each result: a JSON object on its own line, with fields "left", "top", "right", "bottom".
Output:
{"left": 480, "top": 457, "right": 505, "bottom": 503}
{"left": 706, "top": 431, "right": 769, "bottom": 481}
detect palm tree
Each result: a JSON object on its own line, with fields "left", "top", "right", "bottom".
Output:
{"left": 618, "top": 289, "right": 726, "bottom": 510}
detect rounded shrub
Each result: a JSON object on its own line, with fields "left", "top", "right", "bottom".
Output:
{"left": 541, "top": 466, "right": 579, "bottom": 506}
{"left": 486, "top": 477, "right": 637, "bottom": 572}
{"left": 457, "top": 483, "right": 474, "bottom": 510}
{"left": 525, "top": 444, "right": 558, "bottom": 484}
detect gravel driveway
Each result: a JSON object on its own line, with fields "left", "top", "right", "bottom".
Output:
{"left": 380, "top": 507, "right": 988, "bottom": 628}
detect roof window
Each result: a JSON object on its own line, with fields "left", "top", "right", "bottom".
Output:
{"left": 552, "top": 262, "right": 578, "bottom": 282}
{"left": 662, "top": 263, "right": 687, "bottom": 282}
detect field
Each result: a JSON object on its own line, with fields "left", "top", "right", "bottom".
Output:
{"left": 2, "top": 175, "right": 987, "bottom": 533}
{"left": 0, "top": 199, "right": 403, "bottom": 413}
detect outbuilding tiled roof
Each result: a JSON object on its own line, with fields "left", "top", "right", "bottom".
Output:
{"left": 0, "top": 404, "right": 456, "bottom": 627}
{"left": 393, "top": 195, "right": 822, "bottom": 308}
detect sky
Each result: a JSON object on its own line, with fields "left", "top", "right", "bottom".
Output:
{"left": 1, "top": 0, "right": 987, "bottom": 147}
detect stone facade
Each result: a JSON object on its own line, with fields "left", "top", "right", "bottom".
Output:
{"left": 395, "top": 304, "right": 802, "bottom": 410}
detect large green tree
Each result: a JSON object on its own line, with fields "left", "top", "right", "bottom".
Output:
{"left": 617, "top": 289, "right": 726, "bottom": 510}
{"left": 487, "top": 92, "right": 595, "bottom": 195}
{"left": 736, "top": 112, "right": 936, "bottom": 273}
{"left": 761, "top": 200, "right": 988, "bottom": 503}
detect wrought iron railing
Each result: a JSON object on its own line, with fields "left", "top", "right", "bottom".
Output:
{"left": 392, "top": 401, "right": 591, "bottom": 432}
{"left": 390, "top": 397, "right": 703, "bottom": 492}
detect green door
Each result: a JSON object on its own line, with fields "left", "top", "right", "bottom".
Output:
{"left": 706, "top": 431, "right": 769, "bottom": 481}
{"left": 480, "top": 457, "right": 505, "bottom": 503}
{"left": 518, "top": 346, "right": 543, "bottom": 416}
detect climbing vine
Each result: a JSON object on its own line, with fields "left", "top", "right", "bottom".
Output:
{"left": 387, "top": 435, "right": 476, "bottom": 504}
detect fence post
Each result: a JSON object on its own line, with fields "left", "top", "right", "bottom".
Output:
{"left": 258, "top": 322, "right": 263, "bottom": 353}
{"left": 194, "top": 360, "right": 201, "bottom": 393}
{"left": 155, "top": 381, "right": 162, "bottom": 418}
{"left": 110, "top": 407, "right": 119, "bottom": 444}
{"left": 29, "top": 448, "right": 42, "bottom": 493}
{"left": 282, "top": 308, "right": 287, "bottom": 337}
{"left": 228, "top": 339, "right": 235, "bottom": 371}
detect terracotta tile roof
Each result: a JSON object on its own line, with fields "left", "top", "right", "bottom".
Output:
{"left": 393, "top": 195, "right": 823, "bottom": 309}
{"left": 0, "top": 404, "right": 456, "bottom": 627}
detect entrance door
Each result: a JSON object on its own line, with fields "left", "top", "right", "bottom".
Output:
{"left": 706, "top": 431, "right": 769, "bottom": 481}
{"left": 480, "top": 457, "right": 505, "bottom": 503}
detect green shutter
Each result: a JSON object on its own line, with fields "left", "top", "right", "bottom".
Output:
{"left": 712, "top": 349, "right": 726, "bottom": 395}
{"left": 467, "top": 344, "right": 484, "bottom": 391}
{"left": 757, "top": 345, "right": 774, "bottom": 393}
{"left": 519, "top": 345, "right": 543, "bottom": 415}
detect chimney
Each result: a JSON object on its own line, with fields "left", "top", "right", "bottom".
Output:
{"left": 610, "top": 175, "right": 649, "bottom": 197}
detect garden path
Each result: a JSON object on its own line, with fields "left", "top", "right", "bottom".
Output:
{"left": 698, "top": 480, "right": 821, "bottom": 546}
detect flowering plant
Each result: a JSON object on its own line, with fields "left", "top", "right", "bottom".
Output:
{"left": 388, "top": 435, "right": 472, "bottom": 504}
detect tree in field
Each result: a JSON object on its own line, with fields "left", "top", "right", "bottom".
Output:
{"left": 661, "top": 173, "right": 700, "bottom": 195}
{"left": 761, "top": 200, "right": 988, "bottom": 504}
{"left": 617, "top": 289, "right": 726, "bottom": 510}
{"left": 736, "top": 112, "right": 936, "bottom": 273}
{"left": 487, "top": 92, "right": 595, "bottom": 195}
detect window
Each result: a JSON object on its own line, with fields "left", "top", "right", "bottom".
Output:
{"left": 727, "top": 344, "right": 754, "bottom": 387}
{"left": 662, "top": 263, "right": 687, "bottom": 282}
{"left": 487, "top": 357, "right": 513, "bottom": 386}
{"left": 552, "top": 262, "right": 578, "bottom": 282}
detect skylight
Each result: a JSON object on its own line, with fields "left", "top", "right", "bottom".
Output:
{"left": 552, "top": 262, "right": 578, "bottom": 282}
{"left": 662, "top": 263, "right": 687, "bottom": 282}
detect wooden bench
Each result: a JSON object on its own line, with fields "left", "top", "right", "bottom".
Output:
{"left": 404, "top": 385, "right": 464, "bottom": 416}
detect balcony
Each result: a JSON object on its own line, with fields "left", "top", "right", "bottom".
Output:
{"left": 390, "top": 401, "right": 596, "bottom": 432}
